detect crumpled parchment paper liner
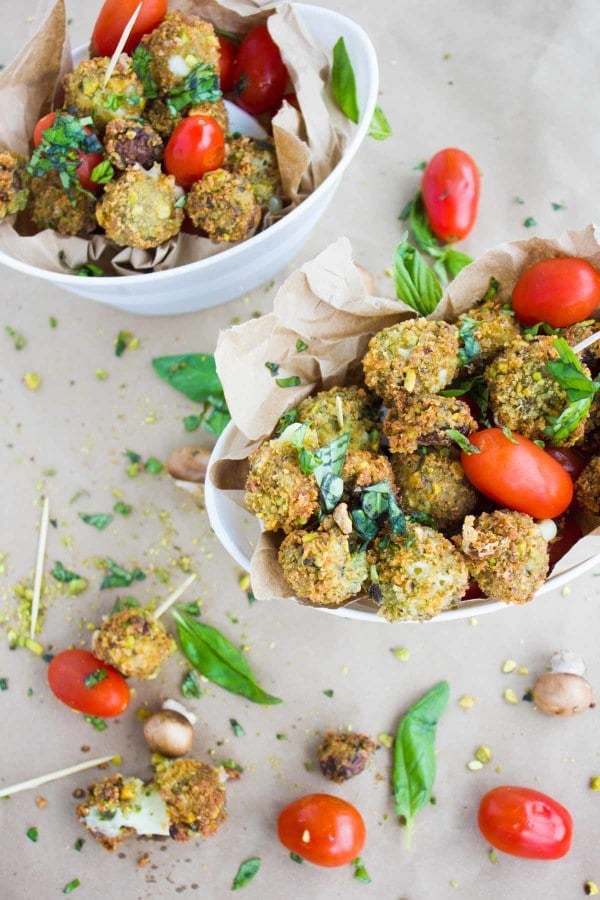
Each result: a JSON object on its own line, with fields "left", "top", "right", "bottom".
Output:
{"left": 0, "top": 0, "right": 351, "bottom": 275}
{"left": 210, "top": 227, "right": 600, "bottom": 605}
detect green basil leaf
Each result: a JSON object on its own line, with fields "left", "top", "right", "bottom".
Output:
{"left": 393, "top": 681, "right": 450, "bottom": 842}
{"left": 58, "top": 251, "right": 105, "bottom": 277}
{"left": 482, "top": 277, "right": 500, "bottom": 301}
{"left": 100, "top": 559, "right": 146, "bottom": 590}
{"left": 51, "top": 561, "right": 82, "bottom": 583}
{"left": 231, "top": 857, "right": 261, "bottom": 890}
{"left": 203, "top": 407, "right": 231, "bottom": 437}
{"left": 152, "top": 353, "right": 225, "bottom": 404}
{"left": 544, "top": 396, "right": 593, "bottom": 444}
{"left": 443, "top": 248, "right": 473, "bottom": 279}
{"left": 276, "top": 408, "right": 298, "bottom": 433}
{"left": 172, "top": 609, "right": 282, "bottom": 705}
{"left": 276, "top": 375, "right": 301, "bottom": 388}
{"left": 295, "top": 339, "right": 308, "bottom": 352}
{"left": 314, "top": 432, "right": 350, "bottom": 477}
{"left": 166, "top": 62, "right": 221, "bottom": 116}
{"left": 352, "top": 857, "right": 372, "bottom": 884}
{"left": 445, "top": 429, "right": 480, "bottom": 454}
{"left": 331, "top": 37, "right": 359, "bottom": 124}
{"left": 408, "top": 194, "right": 445, "bottom": 259}
{"left": 181, "top": 670, "right": 202, "bottom": 699}
{"left": 351, "top": 509, "right": 379, "bottom": 542}
{"left": 457, "top": 317, "right": 481, "bottom": 367}
{"left": 522, "top": 321, "right": 558, "bottom": 337}
{"left": 546, "top": 338, "right": 597, "bottom": 402}
{"left": 368, "top": 105, "right": 392, "bottom": 140}
{"left": 314, "top": 468, "right": 344, "bottom": 512}
{"left": 393, "top": 239, "right": 443, "bottom": 316}
{"left": 132, "top": 45, "right": 159, "bottom": 99}
{"left": 78, "top": 512, "right": 113, "bottom": 530}
{"left": 90, "top": 159, "right": 114, "bottom": 185}
{"left": 230, "top": 718, "right": 245, "bottom": 737}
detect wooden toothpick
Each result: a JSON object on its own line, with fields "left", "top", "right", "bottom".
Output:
{"left": 573, "top": 330, "right": 600, "bottom": 356}
{"left": 154, "top": 573, "right": 197, "bottom": 620}
{"left": 0, "top": 755, "right": 117, "bottom": 799}
{"left": 30, "top": 496, "right": 50, "bottom": 641}
{"left": 103, "top": 2, "right": 143, "bottom": 86}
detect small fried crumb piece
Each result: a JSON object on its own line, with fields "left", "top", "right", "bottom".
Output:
{"left": 137, "top": 853, "right": 151, "bottom": 868}
{"left": 35, "top": 796, "right": 48, "bottom": 809}
{"left": 317, "top": 731, "right": 377, "bottom": 783}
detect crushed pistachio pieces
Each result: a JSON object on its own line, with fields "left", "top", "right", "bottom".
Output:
{"left": 488, "top": 848, "right": 498, "bottom": 864}
{"left": 23, "top": 372, "right": 42, "bottom": 391}
{"left": 589, "top": 776, "right": 600, "bottom": 791}
{"left": 474, "top": 745, "right": 492, "bottom": 764}
{"left": 467, "top": 759, "right": 483, "bottom": 772}
{"left": 458, "top": 695, "right": 477, "bottom": 709}
{"left": 503, "top": 688, "right": 519, "bottom": 704}
{"left": 585, "top": 883, "right": 600, "bottom": 896}
{"left": 501, "top": 659, "right": 518, "bottom": 674}
{"left": 377, "top": 732, "right": 394, "bottom": 749}
{"left": 392, "top": 647, "right": 410, "bottom": 661}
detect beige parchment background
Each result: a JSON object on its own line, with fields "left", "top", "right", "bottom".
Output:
{"left": 1, "top": 1, "right": 600, "bottom": 899}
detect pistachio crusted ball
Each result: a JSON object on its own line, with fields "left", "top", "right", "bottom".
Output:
{"left": 0, "top": 145, "right": 29, "bottom": 220}
{"left": 103, "top": 118, "right": 164, "bottom": 170}
{"left": 186, "top": 169, "right": 261, "bottom": 242}
{"left": 362, "top": 319, "right": 460, "bottom": 404}
{"left": 76, "top": 775, "right": 140, "bottom": 851}
{"left": 342, "top": 450, "right": 396, "bottom": 491}
{"left": 278, "top": 521, "right": 368, "bottom": 607}
{"left": 296, "top": 385, "right": 381, "bottom": 452}
{"left": 29, "top": 172, "right": 97, "bottom": 237}
{"left": 92, "top": 608, "right": 176, "bottom": 679}
{"left": 96, "top": 165, "right": 184, "bottom": 248}
{"left": 224, "top": 135, "right": 280, "bottom": 207}
{"left": 154, "top": 759, "right": 227, "bottom": 841}
{"left": 383, "top": 391, "right": 477, "bottom": 454}
{"left": 485, "top": 335, "right": 592, "bottom": 446}
{"left": 367, "top": 524, "right": 469, "bottom": 622}
{"left": 64, "top": 55, "right": 146, "bottom": 131}
{"left": 457, "top": 509, "right": 549, "bottom": 604}
{"left": 391, "top": 446, "right": 478, "bottom": 533}
{"left": 245, "top": 439, "right": 320, "bottom": 533}
{"left": 140, "top": 11, "right": 220, "bottom": 94}
{"left": 457, "top": 299, "right": 522, "bottom": 372}
{"left": 575, "top": 456, "right": 600, "bottom": 516}
{"left": 317, "top": 731, "right": 377, "bottom": 783}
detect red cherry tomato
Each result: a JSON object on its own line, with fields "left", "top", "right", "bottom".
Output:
{"left": 511, "top": 258, "right": 600, "bottom": 328}
{"left": 91, "top": 0, "right": 167, "bottom": 57}
{"left": 421, "top": 148, "right": 480, "bottom": 243}
{"left": 33, "top": 112, "right": 105, "bottom": 192}
{"left": 232, "top": 24, "right": 288, "bottom": 115}
{"left": 48, "top": 649, "right": 130, "bottom": 717}
{"left": 277, "top": 793, "right": 366, "bottom": 867}
{"left": 548, "top": 513, "right": 583, "bottom": 569}
{"left": 163, "top": 115, "right": 225, "bottom": 189}
{"left": 217, "top": 35, "right": 238, "bottom": 93}
{"left": 544, "top": 445, "right": 589, "bottom": 482}
{"left": 478, "top": 786, "right": 573, "bottom": 859}
{"left": 460, "top": 428, "right": 574, "bottom": 519}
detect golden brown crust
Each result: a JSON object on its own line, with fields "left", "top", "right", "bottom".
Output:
{"left": 92, "top": 608, "right": 176, "bottom": 679}
{"left": 575, "top": 456, "right": 600, "bottom": 516}
{"left": 317, "top": 731, "right": 377, "bottom": 783}
{"left": 245, "top": 441, "right": 320, "bottom": 533}
{"left": 383, "top": 391, "right": 477, "bottom": 454}
{"left": 154, "top": 760, "right": 226, "bottom": 841}
{"left": 186, "top": 169, "right": 260, "bottom": 242}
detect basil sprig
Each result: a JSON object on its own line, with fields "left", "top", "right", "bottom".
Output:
{"left": 544, "top": 337, "right": 599, "bottom": 443}
{"left": 166, "top": 62, "right": 221, "bottom": 116}
{"left": 231, "top": 857, "right": 261, "bottom": 890}
{"left": 27, "top": 112, "right": 103, "bottom": 196}
{"left": 297, "top": 432, "right": 350, "bottom": 513}
{"left": 331, "top": 37, "right": 359, "bottom": 123}
{"left": 152, "top": 353, "right": 230, "bottom": 437}
{"left": 172, "top": 609, "right": 282, "bottom": 705}
{"left": 351, "top": 480, "right": 406, "bottom": 543}
{"left": 393, "top": 238, "right": 443, "bottom": 316}
{"left": 406, "top": 193, "right": 473, "bottom": 283}
{"left": 393, "top": 681, "right": 449, "bottom": 845}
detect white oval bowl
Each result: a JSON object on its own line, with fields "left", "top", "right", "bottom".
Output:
{"left": 0, "top": 5, "right": 378, "bottom": 316}
{"left": 205, "top": 421, "right": 600, "bottom": 623}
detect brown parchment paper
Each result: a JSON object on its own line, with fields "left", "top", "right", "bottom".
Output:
{"left": 0, "top": 0, "right": 351, "bottom": 275}
{"left": 210, "top": 228, "right": 600, "bottom": 604}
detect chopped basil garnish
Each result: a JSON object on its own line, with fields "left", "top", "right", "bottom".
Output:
{"left": 276, "top": 408, "right": 298, "bottom": 433}
{"left": 73, "top": 838, "right": 85, "bottom": 852}
{"left": 393, "top": 681, "right": 449, "bottom": 845}
{"left": 84, "top": 716, "right": 107, "bottom": 732}
{"left": 115, "top": 330, "right": 133, "bottom": 357}
{"left": 523, "top": 217, "right": 537, "bottom": 228}
{"left": 63, "top": 879, "right": 81, "bottom": 894}
{"left": 132, "top": 46, "right": 159, "bottom": 99}
{"left": 113, "top": 501, "right": 132, "bottom": 516}
{"left": 481, "top": 276, "right": 500, "bottom": 301}
{"left": 331, "top": 37, "right": 359, "bottom": 123}
{"left": 368, "top": 105, "right": 392, "bottom": 140}
{"left": 265, "top": 361, "right": 280, "bottom": 376}
{"left": 181, "top": 670, "right": 202, "bottom": 699}
{"left": 457, "top": 317, "right": 482, "bottom": 367}
{"left": 84, "top": 668, "right": 108, "bottom": 689}
{"left": 323, "top": 689, "right": 334, "bottom": 698}
{"left": 544, "top": 337, "right": 599, "bottom": 443}
{"left": 230, "top": 718, "right": 245, "bottom": 737}
{"left": 26, "top": 827, "right": 38, "bottom": 842}
{"left": 352, "top": 857, "right": 371, "bottom": 884}
{"left": 295, "top": 339, "right": 308, "bottom": 352}
{"left": 90, "top": 159, "right": 114, "bottom": 185}
{"left": 110, "top": 596, "right": 140, "bottom": 614}
{"left": 100, "top": 559, "right": 146, "bottom": 590}
{"left": 78, "top": 512, "right": 113, "bottom": 530}
{"left": 276, "top": 375, "right": 301, "bottom": 388}
{"left": 351, "top": 480, "right": 406, "bottom": 543}
{"left": 166, "top": 62, "right": 221, "bottom": 116}
{"left": 289, "top": 852, "right": 304, "bottom": 864}
{"left": 27, "top": 112, "right": 102, "bottom": 195}
{"left": 231, "top": 857, "right": 260, "bottom": 891}
{"left": 0, "top": 677, "right": 8, "bottom": 690}
{"left": 58, "top": 252, "right": 104, "bottom": 277}
{"left": 51, "top": 561, "right": 82, "bottom": 583}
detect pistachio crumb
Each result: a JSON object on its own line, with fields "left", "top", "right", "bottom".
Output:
{"left": 467, "top": 759, "right": 483, "bottom": 772}
{"left": 502, "top": 659, "right": 518, "bottom": 674}
{"left": 458, "top": 695, "right": 476, "bottom": 709}
{"left": 589, "top": 776, "right": 600, "bottom": 791}
{"left": 377, "top": 733, "right": 394, "bottom": 749}
{"left": 488, "top": 848, "right": 498, "bottom": 864}
{"left": 35, "top": 796, "right": 47, "bottom": 809}
{"left": 474, "top": 745, "right": 492, "bottom": 764}
{"left": 585, "top": 883, "right": 599, "bottom": 896}
{"left": 517, "top": 667, "right": 529, "bottom": 675}
{"left": 392, "top": 647, "right": 410, "bottom": 661}
{"left": 23, "top": 372, "right": 42, "bottom": 391}
{"left": 503, "top": 688, "right": 519, "bottom": 704}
